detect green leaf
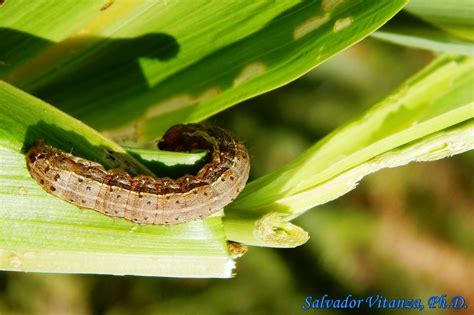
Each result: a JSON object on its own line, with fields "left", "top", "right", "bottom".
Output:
{"left": 124, "top": 146, "right": 207, "bottom": 179}
{"left": 0, "top": 81, "right": 233, "bottom": 277}
{"left": 373, "top": 12, "right": 474, "bottom": 55}
{"left": 405, "top": 0, "right": 474, "bottom": 41}
{"left": 1, "top": 0, "right": 472, "bottom": 268}
{"left": 224, "top": 55, "right": 474, "bottom": 246}
{"left": 0, "top": 0, "right": 408, "bottom": 141}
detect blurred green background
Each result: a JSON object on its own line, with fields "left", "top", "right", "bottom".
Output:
{"left": 1, "top": 38, "right": 472, "bottom": 315}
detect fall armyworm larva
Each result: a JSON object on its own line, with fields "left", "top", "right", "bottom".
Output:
{"left": 26, "top": 124, "right": 250, "bottom": 225}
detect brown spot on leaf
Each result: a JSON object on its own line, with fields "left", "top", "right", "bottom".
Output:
{"left": 227, "top": 241, "right": 248, "bottom": 257}
{"left": 100, "top": 0, "right": 113, "bottom": 11}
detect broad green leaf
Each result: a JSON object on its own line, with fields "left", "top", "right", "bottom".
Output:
{"left": 373, "top": 12, "right": 474, "bottom": 55}
{"left": 224, "top": 55, "right": 474, "bottom": 246}
{"left": 0, "top": 0, "right": 408, "bottom": 141}
{"left": 0, "top": 81, "right": 233, "bottom": 277}
{"left": 405, "top": 0, "right": 474, "bottom": 41}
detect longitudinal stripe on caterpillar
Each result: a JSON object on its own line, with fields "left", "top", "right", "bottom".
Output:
{"left": 26, "top": 124, "right": 250, "bottom": 225}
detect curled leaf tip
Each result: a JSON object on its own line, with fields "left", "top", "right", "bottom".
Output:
{"left": 254, "top": 213, "right": 309, "bottom": 248}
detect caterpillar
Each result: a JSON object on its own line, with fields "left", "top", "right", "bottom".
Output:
{"left": 26, "top": 124, "right": 250, "bottom": 225}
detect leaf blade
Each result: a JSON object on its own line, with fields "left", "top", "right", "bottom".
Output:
{"left": 0, "top": 81, "right": 233, "bottom": 277}
{"left": 0, "top": 0, "right": 409, "bottom": 140}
